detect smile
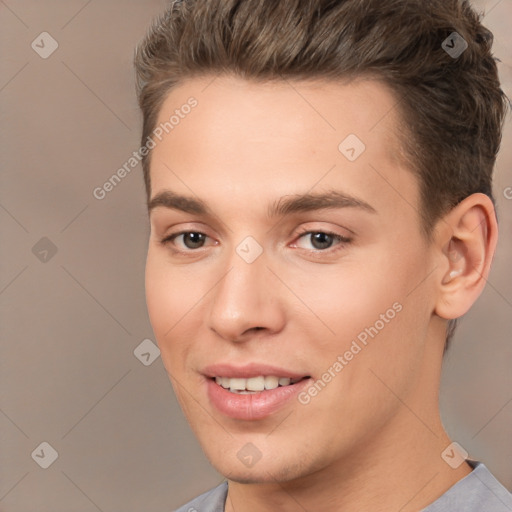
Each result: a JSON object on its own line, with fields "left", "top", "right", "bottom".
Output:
{"left": 213, "top": 375, "right": 307, "bottom": 393}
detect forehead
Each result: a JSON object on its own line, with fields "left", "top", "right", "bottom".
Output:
{"left": 154, "top": 74, "right": 405, "bottom": 159}
{"left": 148, "top": 75, "right": 417, "bottom": 220}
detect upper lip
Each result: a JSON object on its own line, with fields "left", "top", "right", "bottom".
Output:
{"left": 202, "top": 363, "right": 309, "bottom": 379}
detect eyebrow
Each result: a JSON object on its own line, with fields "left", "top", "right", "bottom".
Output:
{"left": 147, "top": 189, "right": 377, "bottom": 217}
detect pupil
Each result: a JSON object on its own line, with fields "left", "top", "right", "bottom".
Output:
{"left": 184, "top": 232, "right": 205, "bottom": 249}
{"left": 311, "top": 232, "right": 333, "bottom": 250}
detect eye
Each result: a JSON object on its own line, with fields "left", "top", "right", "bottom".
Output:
{"left": 160, "top": 231, "right": 210, "bottom": 250}
{"left": 293, "top": 230, "right": 351, "bottom": 251}
{"left": 159, "top": 229, "right": 351, "bottom": 255}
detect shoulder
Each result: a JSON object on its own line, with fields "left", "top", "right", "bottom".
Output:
{"left": 422, "top": 461, "right": 512, "bottom": 512}
{"left": 174, "top": 481, "right": 228, "bottom": 512}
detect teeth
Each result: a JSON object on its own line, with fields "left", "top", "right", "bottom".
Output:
{"left": 214, "top": 375, "right": 303, "bottom": 392}
{"left": 246, "top": 376, "right": 265, "bottom": 391}
{"left": 229, "top": 378, "right": 246, "bottom": 391}
{"left": 264, "top": 376, "right": 279, "bottom": 390}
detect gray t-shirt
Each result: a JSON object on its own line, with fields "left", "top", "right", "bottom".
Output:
{"left": 175, "top": 461, "right": 512, "bottom": 512}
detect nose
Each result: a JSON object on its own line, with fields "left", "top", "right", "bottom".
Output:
{"left": 207, "top": 247, "right": 286, "bottom": 343}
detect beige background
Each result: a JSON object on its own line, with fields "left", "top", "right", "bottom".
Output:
{"left": 1, "top": 0, "right": 511, "bottom": 510}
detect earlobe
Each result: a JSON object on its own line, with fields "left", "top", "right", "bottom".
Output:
{"left": 434, "top": 193, "right": 498, "bottom": 321}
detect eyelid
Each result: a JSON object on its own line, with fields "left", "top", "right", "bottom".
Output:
{"left": 158, "top": 221, "right": 213, "bottom": 242}
{"left": 160, "top": 230, "right": 214, "bottom": 247}
{"left": 293, "top": 226, "right": 352, "bottom": 240}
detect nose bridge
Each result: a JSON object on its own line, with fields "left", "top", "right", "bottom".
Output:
{"left": 207, "top": 239, "right": 284, "bottom": 341}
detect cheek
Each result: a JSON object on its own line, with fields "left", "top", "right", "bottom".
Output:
{"left": 145, "top": 251, "right": 173, "bottom": 334}
{"left": 295, "top": 243, "right": 430, "bottom": 388}
{"left": 291, "top": 274, "right": 427, "bottom": 448}
{"left": 145, "top": 250, "right": 202, "bottom": 371}
{"left": 290, "top": 252, "right": 412, "bottom": 350}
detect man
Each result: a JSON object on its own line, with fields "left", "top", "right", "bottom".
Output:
{"left": 135, "top": 0, "right": 511, "bottom": 510}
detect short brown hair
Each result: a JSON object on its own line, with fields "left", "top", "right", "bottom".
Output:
{"left": 134, "top": 0, "right": 508, "bottom": 349}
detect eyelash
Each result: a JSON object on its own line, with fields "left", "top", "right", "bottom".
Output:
{"left": 159, "top": 228, "right": 352, "bottom": 255}
{"left": 293, "top": 228, "right": 352, "bottom": 254}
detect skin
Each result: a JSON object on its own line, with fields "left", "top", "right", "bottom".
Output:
{"left": 144, "top": 75, "right": 498, "bottom": 511}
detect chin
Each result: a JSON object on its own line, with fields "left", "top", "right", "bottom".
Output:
{"left": 223, "top": 473, "right": 268, "bottom": 484}
{"left": 206, "top": 449, "right": 315, "bottom": 485}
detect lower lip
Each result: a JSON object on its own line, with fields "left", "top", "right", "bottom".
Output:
{"left": 206, "top": 378, "right": 311, "bottom": 420}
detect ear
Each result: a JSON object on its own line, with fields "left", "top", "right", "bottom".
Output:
{"left": 433, "top": 193, "right": 498, "bottom": 320}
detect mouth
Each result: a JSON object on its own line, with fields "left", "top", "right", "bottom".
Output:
{"left": 211, "top": 375, "right": 310, "bottom": 394}
{"left": 202, "top": 364, "right": 313, "bottom": 420}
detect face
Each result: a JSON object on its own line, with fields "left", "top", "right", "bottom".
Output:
{"left": 145, "top": 75, "right": 440, "bottom": 483}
